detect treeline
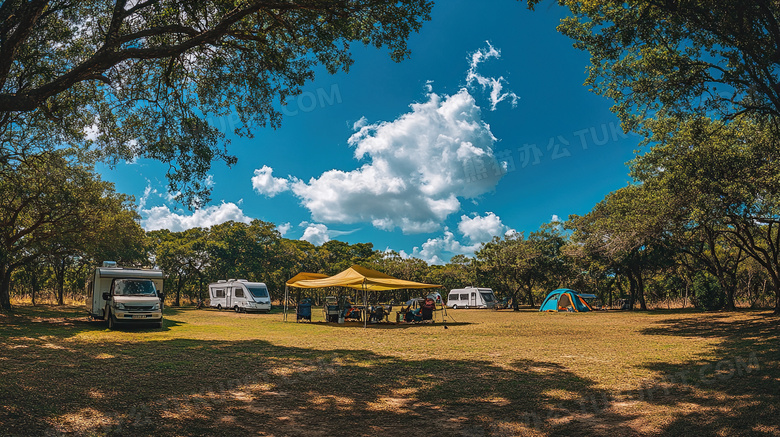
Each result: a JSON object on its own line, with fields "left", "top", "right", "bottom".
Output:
{"left": 4, "top": 199, "right": 778, "bottom": 312}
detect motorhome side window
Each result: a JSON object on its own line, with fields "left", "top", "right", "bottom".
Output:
{"left": 462, "top": 294, "right": 468, "bottom": 300}
{"left": 213, "top": 288, "right": 225, "bottom": 298}
{"left": 235, "top": 288, "right": 245, "bottom": 298}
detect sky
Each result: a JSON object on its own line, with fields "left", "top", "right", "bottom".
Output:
{"left": 97, "top": 0, "right": 638, "bottom": 265}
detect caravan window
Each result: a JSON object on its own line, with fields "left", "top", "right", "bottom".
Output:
{"left": 480, "top": 292, "right": 495, "bottom": 302}
{"left": 461, "top": 294, "right": 468, "bottom": 300}
{"left": 235, "top": 288, "right": 245, "bottom": 298}
{"left": 213, "top": 288, "right": 225, "bottom": 298}
{"left": 248, "top": 286, "right": 269, "bottom": 298}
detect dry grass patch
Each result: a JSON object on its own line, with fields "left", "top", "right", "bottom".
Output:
{"left": 0, "top": 305, "right": 777, "bottom": 436}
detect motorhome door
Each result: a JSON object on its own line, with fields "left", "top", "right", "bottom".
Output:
{"left": 226, "top": 287, "right": 233, "bottom": 308}
{"left": 470, "top": 291, "right": 477, "bottom": 307}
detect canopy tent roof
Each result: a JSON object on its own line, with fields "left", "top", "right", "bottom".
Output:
{"left": 285, "top": 272, "right": 329, "bottom": 286}
{"left": 287, "top": 264, "right": 440, "bottom": 291}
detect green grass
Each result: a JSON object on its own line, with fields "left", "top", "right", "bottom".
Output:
{"left": 1, "top": 305, "right": 778, "bottom": 436}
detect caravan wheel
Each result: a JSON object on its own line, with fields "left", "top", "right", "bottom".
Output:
{"left": 451, "top": 304, "right": 458, "bottom": 309}
{"left": 217, "top": 304, "right": 222, "bottom": 311}
{"left": 234, "top": 305, "right": 240, "bottom": 313}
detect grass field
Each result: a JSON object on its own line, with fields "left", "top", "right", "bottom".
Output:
{"left": 1, "top": 305, "right": 778, "bottom": 436}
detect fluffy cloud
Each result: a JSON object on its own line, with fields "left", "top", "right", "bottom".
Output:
{"left": 290, "top": 89, "right": 504, "bottom": 234}
{"left": 401, "top": 213, "right": 513, "bottom": 264}
{"left": 277, "top": 222, "right": 292, "bottom": 236}
{"left": 299, "top": 223, "right": 331, "bottom": 246}
{"left": 458, "top": 212, "right": 513, "bottom": 244}
{"left": 141, "top": 202, "right": 252, "bottom": 232}
{"left": 404, "top": 230, "right": 482, "bottom": 265}
{"left": 466, "top": 42, "right": 519, "bottom": 111}
{"left": 252, "top": 165, "right": 290, "bottom": 197}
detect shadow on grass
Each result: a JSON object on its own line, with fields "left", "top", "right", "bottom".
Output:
{"left": 635, "top": 311, "right": 780, "bottom": 436}
{"left": 292, "top": 321, "right": 473, "bottom": 330}
{"left": 1, "top": 307, "right": 777, "bottom": 436}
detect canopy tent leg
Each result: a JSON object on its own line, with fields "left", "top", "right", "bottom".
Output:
{"left": 363, "top": 281, "right": 368, "bottom": 328}
{"left": 283, "top": 285, "right": 289, "bottom": 322}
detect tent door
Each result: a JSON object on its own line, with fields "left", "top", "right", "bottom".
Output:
{"left": 558, "top": 293, "right": 573, "bottom": 311}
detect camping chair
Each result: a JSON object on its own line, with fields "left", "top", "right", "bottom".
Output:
{"left": 296, "top": 298, "right": 313, "bottom": 322}
{"left": 421, "top": 298, "right": 435, "bottom": 322}
{"left": 369, "top": 305, "right": 385, "bottom": 323}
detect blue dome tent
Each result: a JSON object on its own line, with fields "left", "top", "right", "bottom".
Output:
{"left": 540, "top": 289, "right": 593, "bottom": 312}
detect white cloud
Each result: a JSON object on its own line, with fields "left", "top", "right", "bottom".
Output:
{"left": 299, "top": 223, "right": 331, "bottom": 246}
{"left": 466, "top": 42, "right": 519, "bottom": 111}
{"left": 277, "top": 222, "right": 292, "bottom": 236}
{"left": 138, "top": 184, "right": 157, "bottom": 210}
{"left": 551, "top": 214, "right": 561, "bottom": 222}
{"left": 458, "top": 212, "right": 513, "bottom": 244}
{"left": 408, "top": 230, "right": 482, "bottom": 265}
{"left": 141, "top": 202, "right": 252, "bottom": 232}
{"left": 251, "top": 165, "right": 290, "bottom": 197}
{"left": 290, "top": 89, "right": 504, "bottom": 234}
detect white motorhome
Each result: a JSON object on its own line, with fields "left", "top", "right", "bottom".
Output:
{"left": 447, "top": 287, "right": 497, "bottom": 309}
{"left": 209, "top": 279, "right": 271, "bottom": 313}
{"left": 86, "top": 262, "right": 165, "bottom": 329}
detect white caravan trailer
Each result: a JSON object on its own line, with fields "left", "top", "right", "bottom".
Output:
{"left": 447, "top": 287, "right": 497, "bottom": 309}
{"left": 86, "top": 262, "right": 165, "bottom": 329}
{"left": 209, "top": 279, "right": 272, "bottom": 313}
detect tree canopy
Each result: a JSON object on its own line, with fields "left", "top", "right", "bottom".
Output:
{"left": 0, "top": 0, "right": 432, "bottom": 204}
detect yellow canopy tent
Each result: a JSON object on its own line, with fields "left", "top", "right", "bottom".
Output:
{"left": 285, "top": 265, "right": 441, "bottom": 327}
{"left": 282, "top": 272, "right": 329, "bottom": 321}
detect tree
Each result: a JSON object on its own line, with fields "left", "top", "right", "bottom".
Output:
{"left": 0, "top": 151, "right": 139, "bottom": 310}
{"left": 476, "top": 232, "right": 545, "bottom": 311}
{"left": 528, "top": 1, "right": 780, "bottom": 132}
{"left": 568, "top": 185, "right": 673, "bottom": 310}
{"left": 632, "top": 116, "right": 780, "bottom": 313}
{"left": 0, "top": 0, "right": 432, "bottom": 203}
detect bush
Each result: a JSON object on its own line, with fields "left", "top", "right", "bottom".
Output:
{"left": 691, "top": 272, "right": 725, "bottom": 311}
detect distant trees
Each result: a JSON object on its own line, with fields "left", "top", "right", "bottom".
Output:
{"left": 0, "top": 152, "right": 142, "bottom": 310}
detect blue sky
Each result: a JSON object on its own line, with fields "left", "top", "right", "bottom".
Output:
{"left": 98, "top": 1, "right": 638, "bottom": 264}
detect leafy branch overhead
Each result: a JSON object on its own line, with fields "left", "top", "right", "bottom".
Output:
{"left": 0, "top": 0, "right": 432, "bottom": 204}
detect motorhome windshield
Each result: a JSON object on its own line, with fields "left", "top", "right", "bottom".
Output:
{"left": 113, "top": 279, "right": 156, "bottom": 296}
{"left": 480, "top": 292, "right": 495, "bottom": 302}
{"left": 247, "top": 286, "right": 269, "bottom": 299}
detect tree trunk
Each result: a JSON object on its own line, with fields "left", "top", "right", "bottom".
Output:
{"left": 54, "top": 258, "right": 66, "bottom": 306}
{"left": 626, "top": 274, "right": 637, "bottom": 310}
{"left": 525, "top": 279, "right": 535, "bottom": 308}
{"left": 636, "top": 273, "right": 648, "bottom": 311}
{"left": 31, "top": 273, "right": 39, "bottom": 306}
{"left": 0, "top": 267, "right": 12, "bottom": 311}
{"left": 511, "top": 289, "right": 520, "bottom": 311}
{"left": 770, "top": 274, "right": 780, "bottom": 315}
{"left": 175, "top": 276, "right": 182, "bottom": 307}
